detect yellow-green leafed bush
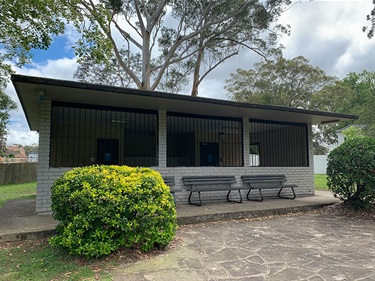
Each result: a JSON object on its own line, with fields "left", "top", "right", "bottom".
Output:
{"left": 49, "top": 165, "right": 177, "bottom": 258}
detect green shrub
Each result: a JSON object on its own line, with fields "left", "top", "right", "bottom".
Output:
{"left": 327, "top": 137, "right": 375, "bottom": 208}
{"left": 49, "top": 165, "right": 177, "bottom": 258}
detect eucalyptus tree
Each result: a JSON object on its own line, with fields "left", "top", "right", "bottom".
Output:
{"left": 169, "top": 0, "right": 290, "bottom": 96}
{"left": 74, "top": 49, "right": 191, "bottom": 94}
{"left": 74, "top": 50, "right": 142, "bottom": 88}
{"left": 66, "top": 0, "right": 291, "bottom": 95}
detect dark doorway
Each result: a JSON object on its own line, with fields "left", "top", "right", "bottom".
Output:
{"left": 97, "top": 139, "right": 119, "bottom": 165}
{"left": 200, "top": 142, "right": 219, "bottom": 166}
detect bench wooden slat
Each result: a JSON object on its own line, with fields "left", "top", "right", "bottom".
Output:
{"left": 163, "top": 176, "right": 175, "bottom": 186}
{"left": 183, "top": 180, "right": 236, "bottom": 185}
{"left": 162, "top": 176, "right": 181, "bottom": 203}
{"left": 241, "top": 174, "right": 297, "bottom": 201}
{"left": 183, "top": 176, "right": 235, "bottom": 179}
{"left": 186, "top": 186, "right": 243, "bottom": 192}
{"left": 182, "top": 175, "right": 243, "bottom": 206}
{"left": 183, "top": 176, "right": 235, "bottom": 181}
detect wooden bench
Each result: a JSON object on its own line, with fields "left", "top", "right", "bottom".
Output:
{"left": 163, "top": 176, "right": 176, "bottom": 189}
{"left": 182, "top": 176, "right": 245, "bottom": 206}
{"left": 162, "top": 176, "right": 181, "bottom": 200}
{"left": 241, "top": 175, "right": 297, "bottom": 202}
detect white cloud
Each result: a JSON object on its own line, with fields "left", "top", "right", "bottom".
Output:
{"left": 6, "top": 57, "right": 78, "bottom": 146}
{"left": 23, "top": 57, "right": 78, "bottom": 80}
{"left": 278, "top": 1, "right": 375, "bottom": 78}
{"left": 6, "top": 125, "right": 39, "bottom": 146}
{"left": 63, "top": 24, "right": 81, "bottom": 52}
{"left": 7, "top": 57, "right": 78, "bottom": 107}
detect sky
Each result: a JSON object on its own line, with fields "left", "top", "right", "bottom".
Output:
{"left": 4, "top": 0, "right": 375, "bottom": 146}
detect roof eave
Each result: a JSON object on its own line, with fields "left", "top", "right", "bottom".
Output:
{"left": 11, "top": 74, "right": 358, "bottom": 131}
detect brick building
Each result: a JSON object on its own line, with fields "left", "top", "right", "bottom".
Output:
{"left": 12, "top": 74, "right": 356, "bottom": 214}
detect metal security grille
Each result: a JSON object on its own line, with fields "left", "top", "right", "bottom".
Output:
{"left": 50, "top": 102, "right": 157, "bottom": 167}
{"left": 167, "top": 113, "right": 243, "bottom": 167}
{"left": 249, "top": 120, "right": 308, "bottom": 167}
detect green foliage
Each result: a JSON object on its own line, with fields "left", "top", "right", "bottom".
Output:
{"left": 0, "top": 91, "right": 17, "bottom": 151}
{"left": 50, "top": 165, "right": 177, "bottom": 258}
{"left": 23, "top": 143, "right": 39, "bottom": 156}
{"left": 0, "top": 0, "right": 66, "bottom": 148}
{"left": 310, "top": 70, "right": 375, "bottom": 150}
{"left": 342, "top": 126, "right": 364, "bottom": 141}
{"left": 326, "top": 71, "right": 375, "bottom": 138}
{"left": 327, "top": 137, "right": 375, "bottom": 208}
{"left": 225, "top": 55, "right": 336, "bottom": 108}
{"left": 343, "top": 71, "right": 375, "bottom": 137}
{"left": 0, "top": 0, "right": 65, "bottom": 67}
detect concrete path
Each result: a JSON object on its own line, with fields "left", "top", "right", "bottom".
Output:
{"left": 1, "top": 191, "right": 374, "bottom": 280}
{"left": 0, "top": 191, "right": 339, "bottom": 243}
{"left": 0, "top": 199, "right": 57, "bottom": 242}
{"left": 113, "top": 214, "right": 375, "bottom": 281}
{"left": 176, "top": 191, "right": 340, "bottom": 225}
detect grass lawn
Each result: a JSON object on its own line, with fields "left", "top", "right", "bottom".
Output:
{"left": 314, "top": 174, "right": 328, "bottom": 191}
{"left": 0, "top": 240, "right": 113, "bottom": 281}
{"left": 0, "top": 182, "right": 37, "bottom": 208}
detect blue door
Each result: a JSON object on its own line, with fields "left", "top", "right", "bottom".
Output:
{"left": 97, "top": 139, "right": 119, "bottom": 165}
{"left": 200, "top": 142, "right": 219, "bottom": 166}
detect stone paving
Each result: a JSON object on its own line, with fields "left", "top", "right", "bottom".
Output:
{"left": 113, "top": 214, "right": 375, "bottom": 281}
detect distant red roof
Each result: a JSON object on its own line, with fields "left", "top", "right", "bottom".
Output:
{"left": 5, "top": 145, "right": 27, "bottom": 158}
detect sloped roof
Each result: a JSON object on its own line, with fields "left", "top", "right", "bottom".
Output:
{"left": 11, "top": 74, "right": 357, "bottom": 131}
{"left": 5, "top": 145, "right": 27, "bottom": 158}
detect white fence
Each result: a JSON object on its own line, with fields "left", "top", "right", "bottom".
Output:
{"left": 314, "top": 155, "right": 327, "bottom": 174}
{"left": 0, "top": 155, "right": 38, "bottom": 164}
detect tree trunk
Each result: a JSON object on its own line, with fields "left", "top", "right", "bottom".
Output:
{"left": 191, "top": 34, "right": 205, "bottom": 97}
{"left": 142, "top": 31, "right": 151, "bottom": 90}
{"left": 191, "top": 57, "right": 201, "bottom": 97}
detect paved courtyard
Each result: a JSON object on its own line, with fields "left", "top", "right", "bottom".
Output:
{"left": 113, "top": 214, "right": 375, "bottom": 281}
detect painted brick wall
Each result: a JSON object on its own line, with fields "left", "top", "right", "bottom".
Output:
{"left": 35, "top": 105, "right": 315, "bottom": 214}
{"left": 37, "top": 100, "right": 53, "bottom": 213}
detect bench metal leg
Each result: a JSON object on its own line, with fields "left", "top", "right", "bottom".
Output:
{"left": 278, "top": 187, "right": 296, "bottom": 200}
{"left": 226, "top": 189, "right": 243, "bottom": 204}
{"left": 188, "top": 191, "right": 202, "bottom": 206}
{"left": 246, "top": 188, "right": 263, "bottom": 202}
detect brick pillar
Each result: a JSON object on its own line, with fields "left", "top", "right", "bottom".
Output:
{"left": 36, "top": 100, "right": 52, "bottom": 214}
{"left": 158, "top": 110, "right": 167, "bottom": 167}
{"left": 243, "top": 118, "right": 250, "bottom": 167}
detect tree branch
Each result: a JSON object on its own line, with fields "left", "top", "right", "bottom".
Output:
{"left": 134, "top": 0, "right": 145, "bottom": 34}
{"left": 112, "top": 21, "right": 142, "bottom": 49}
{"left": 199, "top": 51, "right": 239, "bottom": 84}
{"left": 149, "top": 0, "right": 168, "bottom": 30}
{"left": 91, "top": 10, "right": 141, "bottom": 87}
